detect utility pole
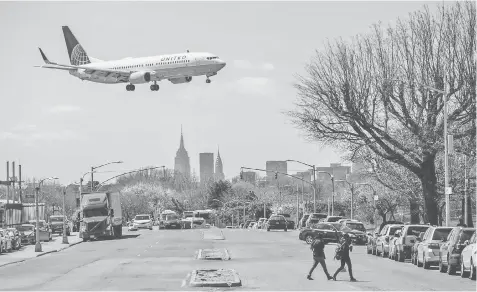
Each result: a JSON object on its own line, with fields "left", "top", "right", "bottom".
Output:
{"left": 19, "top": 165, "right": 22, "bottom": 203}
{"left": 443, "top": 69, "right": 451, "bottom": 227}
{"left": 313, "top": 165, "right": 316, "bottom": 213}
{"left": 12, "top": 161, "right": 16, "bottom": 202}
{"left": 464, "top": 155, "right": 468, "bottom": 226}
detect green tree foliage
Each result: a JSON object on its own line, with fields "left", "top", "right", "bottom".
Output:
{"left": 207, "top": 180, "right": 232, "bottom": 209}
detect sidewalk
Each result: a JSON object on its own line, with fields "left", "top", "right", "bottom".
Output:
{"left": 0, "top": 232, "right": 83, "bottom": 268}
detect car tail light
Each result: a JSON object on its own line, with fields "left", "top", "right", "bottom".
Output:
{"left": 428, "top": 243, "right": 439, "bottom": 249}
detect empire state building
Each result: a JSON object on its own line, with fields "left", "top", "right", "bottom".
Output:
{"left": 174, "top": 127, "right": 191, "bottom": 177}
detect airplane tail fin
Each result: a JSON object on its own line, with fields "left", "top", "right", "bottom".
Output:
{"left": 62, "top": 26, "right": 91, "bottom": 66}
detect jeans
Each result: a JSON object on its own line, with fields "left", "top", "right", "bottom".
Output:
{"left": 309, "top": 256, "right": 331, "bottom": 277}
{"left": 334, "top": 257, "right": 354, "bottom": 279}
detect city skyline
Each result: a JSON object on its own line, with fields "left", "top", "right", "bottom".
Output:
{"left": 0, "top": 1, "right": 437, "bottom": 185}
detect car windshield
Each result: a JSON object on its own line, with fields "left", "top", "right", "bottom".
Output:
{"left": 329, "top": 223, "right": 341, "bottom": 230}
{"left": 270, "top": 216, "right": 284, "bottom": 221}
{"left": 346, "top": 223, "right": 366, "bottom": 232}
{"left": 432, "top": 228, "right": 453, "bottom": 240}
{"left": 459, "top": 230, "right": 475, "bottom": 243}
{"left": 314, "top": 224, "right": 330, "bottom": 230}
{"left": 84, "top": 208, "right": 108, "bottom": 218}
{"left": 327, "top": 217, "right": 342, "bottom": 222}
{"left": 311, "top": 214, "right": 327, "bottom": 219}
{"left": 166, "top": 214, "right": 178, "bottom": 220}
{"left": 50, "top": 217, "right": 64, "bottom": 222}
{"left": 16, "top": 225, "right": 34, "bottom": 231}
{"left": 135, "top": 216, "right": 150, "bottom": 221}
{"left": 407, "top": 226, "right": 430, "bottom": 236}
{"left": 279, "top": 214, "right": 291, "bottom": 218}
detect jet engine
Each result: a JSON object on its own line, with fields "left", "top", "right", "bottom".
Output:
{"left": 168, "top": 77, "right": 192, "bottom": 84}
{"left": 129, "top": 72, "right": 151, "bottom": 84}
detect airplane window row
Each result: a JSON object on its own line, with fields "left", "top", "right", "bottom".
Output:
{"left": 112, "top": 60, "right": 190, "bottom": 70}
{"left": 207, "top": 57, "right": 219, "bottom": 60}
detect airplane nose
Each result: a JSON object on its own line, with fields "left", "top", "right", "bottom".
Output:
{"left": 217, "top": 59, "right": 226, "bottom": 70}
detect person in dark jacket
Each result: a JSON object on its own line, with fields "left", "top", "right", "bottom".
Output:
{"left": 307, "top": 233, "right": 333, "bottom": 280}
{"left": 333, "top": 233, "right": 357, "bottom": 282}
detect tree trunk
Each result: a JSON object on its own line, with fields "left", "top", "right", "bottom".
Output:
{"left": 410, "top": 200, "right": 420, "bottom": 224}
{"left": 419, "top": 155, "right": 439, "bottom": 225}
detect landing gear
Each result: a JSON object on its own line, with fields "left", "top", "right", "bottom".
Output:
{"left": 206, "top": 78, "right": 211, "bottom": 84}
{"left": 150, "top": 82, "right": 159, "bottom": 91}
{"left": 126, "top": 84, "right": 135, "bottom": 91}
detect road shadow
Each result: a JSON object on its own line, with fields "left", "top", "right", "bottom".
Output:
{"left": 91, "top": 234, "right": 141, "bottom": 241}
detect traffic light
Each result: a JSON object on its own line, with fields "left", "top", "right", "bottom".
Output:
{"left": 275, "top": 172, "right": 278, "bottom": 179}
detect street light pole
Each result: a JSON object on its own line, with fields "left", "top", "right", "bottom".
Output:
{"left": 90, "top": 161, "right": 124, "bottom": 192}
{"left": 35, "top": 177, "right": 59, "bottom": 252}
{"left": 285, "top": 160, "right": 317, "bottom": 212}
{"left": 62, "top": 186, "right": 69, "bottom": 244}
{"left": 356, "top": 183, "right": 377, "bottom": 230}
{"left": 336, "top": 179, "right": 354, "bottom": 220}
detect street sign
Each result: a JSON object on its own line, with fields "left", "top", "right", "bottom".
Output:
{"left": 374, "top": 195, "right": 379, "bottom": 201}
{"left": 25, "top": 194, "right": 35, "bottom": 199}
{"left": 445, "top": 187, "right": 453, "bottom": 195}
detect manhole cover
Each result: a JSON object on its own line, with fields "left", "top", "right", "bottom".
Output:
{"left": 189, "top": 269, "right": 241, "bottom": 287}
{"left": 197, "top": 248, "right": 230, "bottom": 260}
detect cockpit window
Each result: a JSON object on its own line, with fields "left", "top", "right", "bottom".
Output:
{"left": 207, "top": 57, "right": 219, "bottom": 60}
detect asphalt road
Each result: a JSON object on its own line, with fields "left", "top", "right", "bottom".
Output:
{"left": 0, "top": 227, "right": 475, "bottom": 291}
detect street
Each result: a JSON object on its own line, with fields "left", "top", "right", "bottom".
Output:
{"left": 0, "top": 227, "right": 474, "bottom": 291}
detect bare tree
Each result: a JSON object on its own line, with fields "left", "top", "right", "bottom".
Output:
{"left": 287, "top": 2, "right": 475, "bottom": 225}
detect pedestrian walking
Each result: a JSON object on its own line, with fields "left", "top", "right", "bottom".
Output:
{"left": 332, "top": 233, "right": 357, "bottom": 282}
{"left": 307, "top": 233, "right": 333, "bottom": 280}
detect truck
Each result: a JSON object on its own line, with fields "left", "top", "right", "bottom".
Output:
{"left": 158, "top": 210, "right": 181, "bottom": 229}
{"left": 79, "top": 192, "right": 123, "bottom": 241}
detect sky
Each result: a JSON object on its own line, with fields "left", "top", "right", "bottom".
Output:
{"left": 0, "top": 1, "right": 440, "bottom": 185}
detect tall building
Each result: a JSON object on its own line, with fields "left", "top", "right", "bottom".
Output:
{"left": 214, "top": 147, "right": 225, "bottom": 181}
{"left": 200, "top": 153, "right": 214, "bottom": 183}
{"left": 266, "top": 161, "right": 288, "bottom": 182}
{"left": 242, "top": 171, "right": 256, "bottom": 184}
{"left": 174, "top": 126, "right": 191, "bottom": 177}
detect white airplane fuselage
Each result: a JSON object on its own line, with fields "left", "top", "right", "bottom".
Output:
{"left": 70, "top": 52, "right": 225, "bottom": 84}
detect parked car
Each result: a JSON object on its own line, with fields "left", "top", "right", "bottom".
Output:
{"left": 322, "top": 216, "right": 344, "bottom": 223}
{"left": 277, "top": 213, "right": 295, "bottom": 229}
{"left": 338, "top": 218, "right": 356, "bottom": 225}
{"left": 127, "top": 222, "right": 138, "bottom": 231}
{"left": 367, "top": 221, "right": 404, "bottom": 255}
{"left": 340, "top": 221, "right": 367, "bottom": 245}
{"left": 266, "top": 215, "right": 288, "bottom": 231}
{"left": 415, "top": 226, "right": 453, "bottom": 268}
{"left": 256, "top": 218, "right": 267, "bottom": 229}
{"left": 0, "top": 229, "right": 13, "bottom": 253}
{"left": 163, "top": 213, "right": 182, "bottom": 229}
{"left": 299, "top": 222, "right": 341, "bottom": 244}
{"left": 305, "top": 213, "right": 328, "bottom": 228}
{"left": 15, "top": 224, "right": 36, "bottom": 244}
{"left": 394, "top": 224, "right": 430, "bottom": 262}
{"left": 6, "top": 228, "right": 22, "bottom": 250}
{"left": 133, "top": 214, "right": 153, "bottom": 230}
{"left": 460, "top": 231, "right": 476, "bottom": 280}
{"left": 49, "top": 215, "right": 71, "bottom": 235}
{"left": 27, "top": 220, "right": 52, "bottom": 242}
{"left": 410, "top": 231, "right": 427, "bottom": 264}
{"left": 439, "top": 227, "right": 476, "bottom": 275}
{"left": 375, "top": 224, "right": 405, "bottom": 257}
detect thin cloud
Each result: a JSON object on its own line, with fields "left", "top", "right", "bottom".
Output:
{"left": 262, "top": 63, "right": 275, "bottom": 70}
{"left": 234, "top": 77, "right": 276, "bottom": 96}
{"left": 233, "top": 60, "right": 275, "bottom": 71}
{"left": 0, "top": 129, "right": 83, "bottom": 142}
{"left": 49, "top": 105, "right": 82, "bottom": 114}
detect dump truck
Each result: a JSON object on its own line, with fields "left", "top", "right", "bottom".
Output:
{"left": 79, "top": 192, "right": 123, "bottom": 241}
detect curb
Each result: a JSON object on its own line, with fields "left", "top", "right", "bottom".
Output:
{"left": 197, "top": 248, "right": 231, "bottom": 260}
{"left": 189, "top": 269, "right": 241, "bottom": 287}
{"left": 0, "top": 240, "right": 83, "bottom": 268}
{"left": 0, "top": 259, "right": 26, "bottom": 268}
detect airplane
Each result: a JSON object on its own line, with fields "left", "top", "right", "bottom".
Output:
{"left": 36, "top": 26, "right": 226, "bottom": 91}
